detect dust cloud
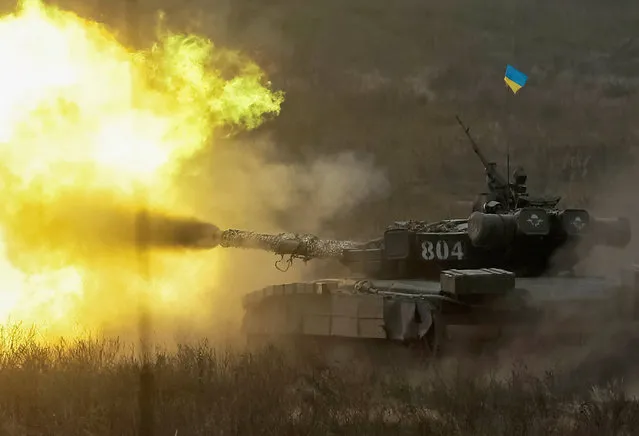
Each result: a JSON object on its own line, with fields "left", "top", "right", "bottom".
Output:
{"left": 572, "top": 147, "right": 639, "bottom": 278}
{"left": 515, "top": 146, "right": 639, "bottom": 396}
{"left": 178, "top": 135, "right": 390, "bottom": 233}
{"left": 568, "top": 148, "right": 639, "bottom": 395}
{"left": 168, "top": 134, "right": 390, "bottom": 340}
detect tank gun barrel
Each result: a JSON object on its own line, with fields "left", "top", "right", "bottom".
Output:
{"left": 218, "top": 229, "right": 363, "bottom": 259}
{"left": 161, "top": 218, "right": 366, "bottom": 260}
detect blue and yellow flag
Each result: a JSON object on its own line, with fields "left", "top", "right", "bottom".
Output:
{"left": 504, "top": 64, "right": 527, "bottom": 94}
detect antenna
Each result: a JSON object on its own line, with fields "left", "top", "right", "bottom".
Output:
{"left": 506, "top": 141, "right": 511, "bottom": 209}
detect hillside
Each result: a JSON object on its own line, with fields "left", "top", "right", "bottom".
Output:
{"left": 37, "top": 0, "right": 639, "bottom": 239}
{"left": 205, "top": 0, "right": 639, "bottom": 236}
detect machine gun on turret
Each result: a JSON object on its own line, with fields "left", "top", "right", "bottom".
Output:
{"left": 455, "top": 115, "right": 511, "bottom": 207}
{"left": 455, "top": 116, "right": 559, "bottom": 213}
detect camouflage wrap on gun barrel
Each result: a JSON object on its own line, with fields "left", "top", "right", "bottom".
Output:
{"left": 219, "top": 229, "right": 364, "bottom": 260}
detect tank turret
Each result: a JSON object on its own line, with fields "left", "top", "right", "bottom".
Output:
{"left": 181, "top": 208, "right": 629, "bottom": 280}
{"left": 168, "top": 117, "right": 630, "bottom": 281}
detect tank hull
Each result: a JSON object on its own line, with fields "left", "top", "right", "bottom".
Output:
{"left": 241, "top": 267, "right": 639, "bottom": 363}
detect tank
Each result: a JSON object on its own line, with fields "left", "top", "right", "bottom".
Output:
{"left": 196, "top": 117, "right": 638, "bottom": 360}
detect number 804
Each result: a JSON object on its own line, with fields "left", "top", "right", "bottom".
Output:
{"left": 421, "top": 240, "right": 465, "bottom": 261}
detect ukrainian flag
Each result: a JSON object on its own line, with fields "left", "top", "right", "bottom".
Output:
{"left": 504, "top": 64, "right": 527, "bottom": 94}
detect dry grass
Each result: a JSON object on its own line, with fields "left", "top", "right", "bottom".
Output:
{"left": 0, "top": 325, "right": 638, "bottom": 435}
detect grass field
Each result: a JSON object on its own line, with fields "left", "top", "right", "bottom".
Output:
{"left": 2, "top": 325, "right": 639, "bottom": 435}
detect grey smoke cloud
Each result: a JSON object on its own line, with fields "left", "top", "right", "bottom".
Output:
{"left": 178, "top": 135, "right": 391, "bottom": 234}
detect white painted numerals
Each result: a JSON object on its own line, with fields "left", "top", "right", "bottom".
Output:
{"left": 421, "top": 240, "right": 464, "bottom": 261}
